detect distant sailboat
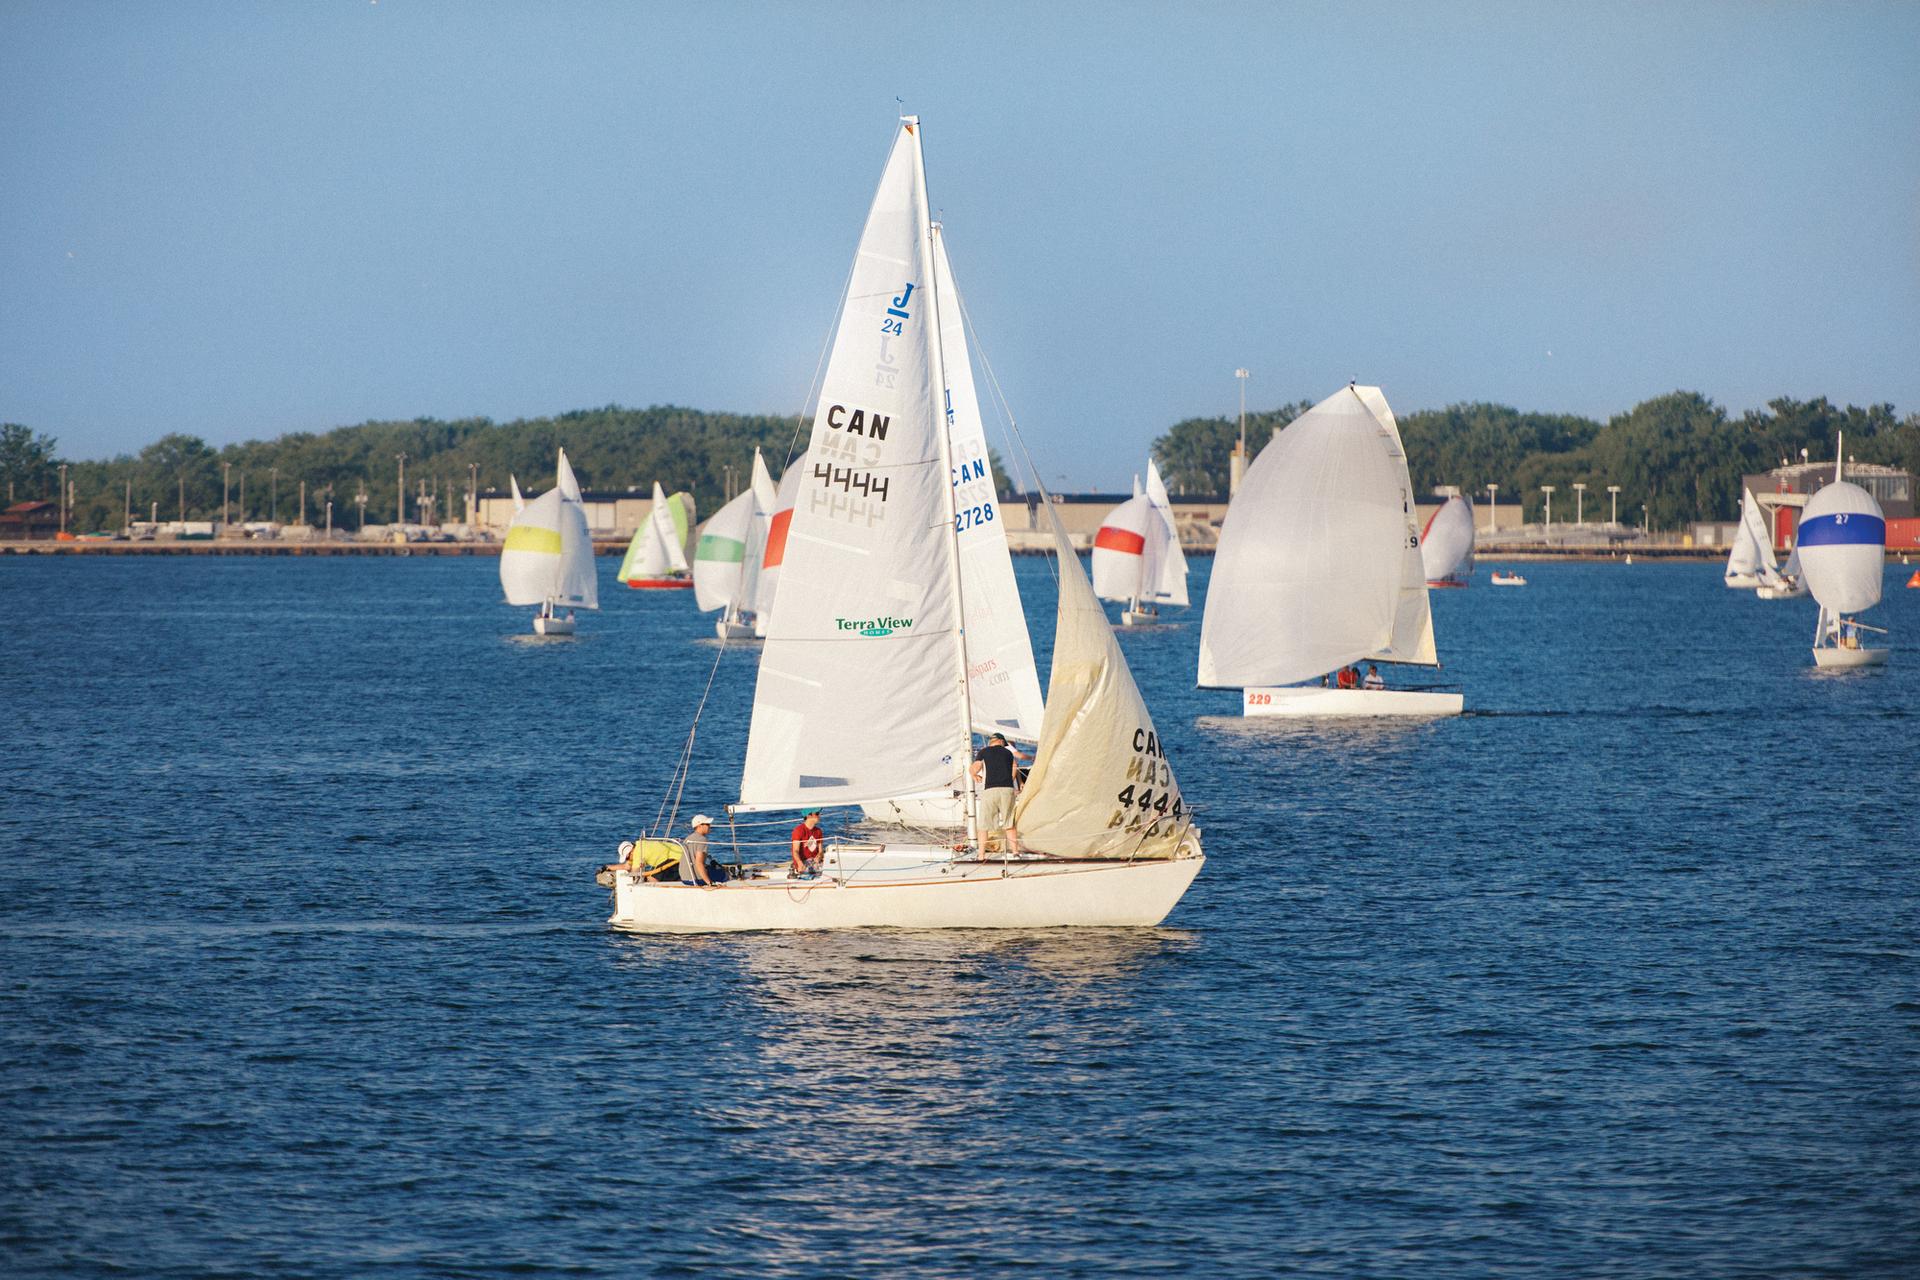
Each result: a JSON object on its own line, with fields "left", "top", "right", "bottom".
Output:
{"left": 1199, "top": 383, "right": 1463, "bottom": 717}
{"left": 1802, "top": 437, "right": 1889, "bottom": 668}
{"left": 694, "top": 450, "right": 779, "bottom": 639}
{"left": 618, "top": 483, "right": 697, "bottom": 589}
{"left": 1724, "top": 489, "right": 1776, "bottom": 589}
{"left": 751, "top": 453, "right": 806, "bottom": 639}
{"left": 1093, "top": 458, "right": 1189, "bottom": 626}
{"left": 1756, "top": 543, "right": 1809, "bottom": 600}
{"left": 500, "top": 449, "right": 599, "bottom": 636}
{"left": 606, "top": 117, "right": 1201, "bottom": 931}
{"left": 1420, "top": 494, "right": 1475, "bottom": 588}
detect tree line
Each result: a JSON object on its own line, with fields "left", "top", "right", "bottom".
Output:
{"left": 5, "top": 391, "right": 1917, "bottom": 535}
{"left": 1152, "top": 392, "right": 1920, "bottom": 529}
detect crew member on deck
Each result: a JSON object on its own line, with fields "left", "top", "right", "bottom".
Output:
{"left": 790, "top": 811, "right": 825, "bottom": 879}
{"left": 972, "top": 732, "right": 1027, "bottom": 856}
{"left": 1362, "top": 663, "right": 1386, "bottom": 690}
{"left": 681, "top": 814, "right": 719, "bottom": 887}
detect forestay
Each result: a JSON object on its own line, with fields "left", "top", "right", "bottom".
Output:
{"left": 1420, "top": 494, "right": 1476, "bottom": 585}
{"left": 933, "top": 224, "right": 1046, "bottom": 741}
{"left": 1015, "top": 504, "right": 1188, "bottom": 859}
{"left": 739, "top": 120, "right": 970, "bottom": 811}
{"left": 500, "top": 448, "right": 598, "bottom": 609}
{"left": 1199, "top": 384, "right": 1436, "bottom": 688}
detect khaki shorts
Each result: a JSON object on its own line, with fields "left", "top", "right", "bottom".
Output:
{"left": 981, "top": 786, "right": 1016, "bottom": 831}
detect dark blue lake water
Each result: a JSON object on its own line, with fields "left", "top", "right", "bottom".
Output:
{"left": 2, "top": 553, "right": 1916, "bottom": 1278}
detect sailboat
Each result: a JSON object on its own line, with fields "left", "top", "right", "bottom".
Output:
{"left": 1198, "top": 383, "right": 1464, "bottom": 717}
{"left": 1093, "top": 459, "right": 1190, "bottom": 625}
{"left": 694, "top": 450, "right": 779, "bottom": 639}
{"left": 1723, "top": 489, "right": 1776, "bottom": 589}
{"left": 750, "top": 452, "right": 806, "bottom": 639}
{"left": 618, "top": 483, "right": 697, "bottom": 588}
{"left": 500, "top": 449, "right": 599, "bottom": 635}
{"left": 605, "top": 117, "right": 1202, "bottom": 931}
{"left": 1802, "top": 438, "right": 1889, "bottom": 668}
{"left": 1756, "top": 543, "right": 1809, "bottom": 600}
{"left": 859, "top": 216, "right": 1046, "bottom": 825}
{"left": 1420, "top": 494, "right": 1475, "bottom": 588}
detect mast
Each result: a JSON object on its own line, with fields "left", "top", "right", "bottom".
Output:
{"left": 910, "top": 119, "right": 981, "bottom": 851}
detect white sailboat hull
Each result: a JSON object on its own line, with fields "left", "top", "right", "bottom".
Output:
{"left": 1812, "top": 646, "right": 1888, "bottom": 669}
{"left": 1756, "top": 582, "right": 1808, "bottom": 600}
{"left": 1121, "top": 607, "right": 1157, "bottom": 627}
{"left": 533, "top": 614, "right": 575, "bottom": 636}
{"left": 1242, "top": 686, "right": 1464, "bottom": 718}
{"left": 714, "top": 616, "right": 757, "bottom": 640}
{"left": 1725, "top": 573, "right": 1762, "bottom": 589}
{"left": 608, "top": 846, "right": 1203, "bottom": 933}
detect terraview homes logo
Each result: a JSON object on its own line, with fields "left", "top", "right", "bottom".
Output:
{"left": 835, "top": 615, "right": 913, "bottom": 638}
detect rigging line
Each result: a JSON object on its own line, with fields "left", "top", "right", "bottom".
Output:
{"left": 779, "top": 124, "right": 905, "bottom": 474}
{"left": 653, "top": 627, "right": 732, "bottom": 837}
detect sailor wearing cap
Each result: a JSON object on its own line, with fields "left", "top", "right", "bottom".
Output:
{"left": 681, "top": 814, "right": 717, "bottom": 887}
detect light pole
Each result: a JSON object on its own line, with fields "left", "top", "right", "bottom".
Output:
{"left": 222, "top": 461, "right": 231, "bottom": 532}
{"left": 1541, "top": 485, "right": 1555, "bottom": 530}
{"left": 356, "top": 488, "right": 368, "bottom": 530}
{"left": 58, "top": 463, "right": 68, "bottom": 534}
{"left": 1572, "top": 481, "right": 1586, "bottom": 525}
{"left": 396, "top": 454, "right": 407, "bottom": 526}
{"left": 326, "top": 499, "right": 333, "bottom": 540}
{"left": 123, "top": 479, "right": 131, "bottom": 536}
{"left": 1231, "top": 368, "right": 1251, "bottom": 496}
{"left": 299, "top": 480, "right": 307, "bottom": 527}
{"left": 1607, "top": 484, "right": 1621, "bottom": 525}
{"left": 270, "top": 467, "right": 278, "bottom": 523}
{"left": 1485, "top": 483, "right": 1498, "bottom": 532}
{"left": 178, "top": 474, "right": 186, "bottom": 525}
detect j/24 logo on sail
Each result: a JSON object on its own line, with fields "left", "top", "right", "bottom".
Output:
{"left": 835, "top": 615, "right": 913, "bottom": 637}
{"left": 880, "top": 283, "right": 915, "bottom": 336}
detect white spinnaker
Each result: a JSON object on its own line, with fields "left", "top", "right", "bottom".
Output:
{"left": 739, "top": 121, "right": 968, "bottom": 811}
{"left": 1199, "top": 384, "right": 1438, "bottom": 688}
{"left": 502, "top": 449, "right": 597, "bottom": 608}
{"left": 1724, "top": 498, "right": 1764, "bottom": 583}
{"left": 1798, "top": 480, "right": 1885, "bottom": 615}
{"left": 1143, "top": 458, "right": 1190, "bottom": 606}
{"left": 752, "top": 450, "right": 807, "bottom": 637}
{"left": 1091, "top": 494, "right": 1159, "bottom": 604}
{"left": 692, "top": 488, "right": 755, "bottom": 613}
{"left": 932, "top": 224, "right": 1046, "bottom": 742}
{"left": 1014, "top": 503, "right": 1188, "bottom": 859}
{"left": 1420, "top": 495, "right": 1476, "bottom": 585}
{"left": 1739, "top": 489, "right": 1778, "bottom": 580}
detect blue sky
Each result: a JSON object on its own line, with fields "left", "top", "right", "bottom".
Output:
{"left": 4, "top": 1, "right": 1916, "bottom": 488}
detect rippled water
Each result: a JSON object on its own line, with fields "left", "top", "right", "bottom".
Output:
{"left": 2, "top": 554, "right": 1916, "bottom": 1278}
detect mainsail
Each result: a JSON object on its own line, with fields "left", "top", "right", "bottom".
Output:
{"left": 1092, "top": 459, "right": 1188, "bottom": 610}
{"left": 1420, "top": 494, "right": 1476, "bottom": 586}
{"left": 738, "top": 120, "right": 971, "bottom": 811}
{"left": 620, "top": 482, "right": 693, "bottom": 581}
{"left": 500, "top": 448, "right": 598, "bottom": 609}
{"left": 1725, "top": 489, "right": 1776, "bottom": 586}
{"left": 1199, "top": 384, "right": 1437, "bottom": 688}
{"left": 1143, "top": 458, "right": 1190, "bottom": 606}
{"left": 1015, "top": 503, "right": 1188, "bottom": 859}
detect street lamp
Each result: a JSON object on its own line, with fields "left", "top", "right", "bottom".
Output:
{"left": 1485, "top": 483, "right": 1498, "bottom": 532}
{"left": 222, "top": 461, "right": 231, "bottom": 532}
{"left": 396, "top": 454, "right": 407, "bottom": 526}
{"left": 1607, "top": 484, "right": 1621, "bottom": 525}
{"left": 1572, "top": 481, "right": 1586, "bottom": 525}
{"left": 58, "top": 463, "right": 68, "bottom": 534}
{"left": 270, "top": 467, "right": 278, "bottom": 523}
{"left": 1540, "top": 485, "right": 1555, "bottom": 529}
{"left": 355, "top": 488, "right": 368, "bottom": 530}
{"left": 1231, "top": 368, "right": 1251, "bottom": 496}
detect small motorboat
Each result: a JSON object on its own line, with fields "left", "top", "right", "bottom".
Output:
{"left": 1490, "top": 569, "right": 1528, "bottom": 586}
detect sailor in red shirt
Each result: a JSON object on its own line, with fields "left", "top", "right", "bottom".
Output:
{"left": 790, "top": 811, "right": 825, "bottom": 878}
